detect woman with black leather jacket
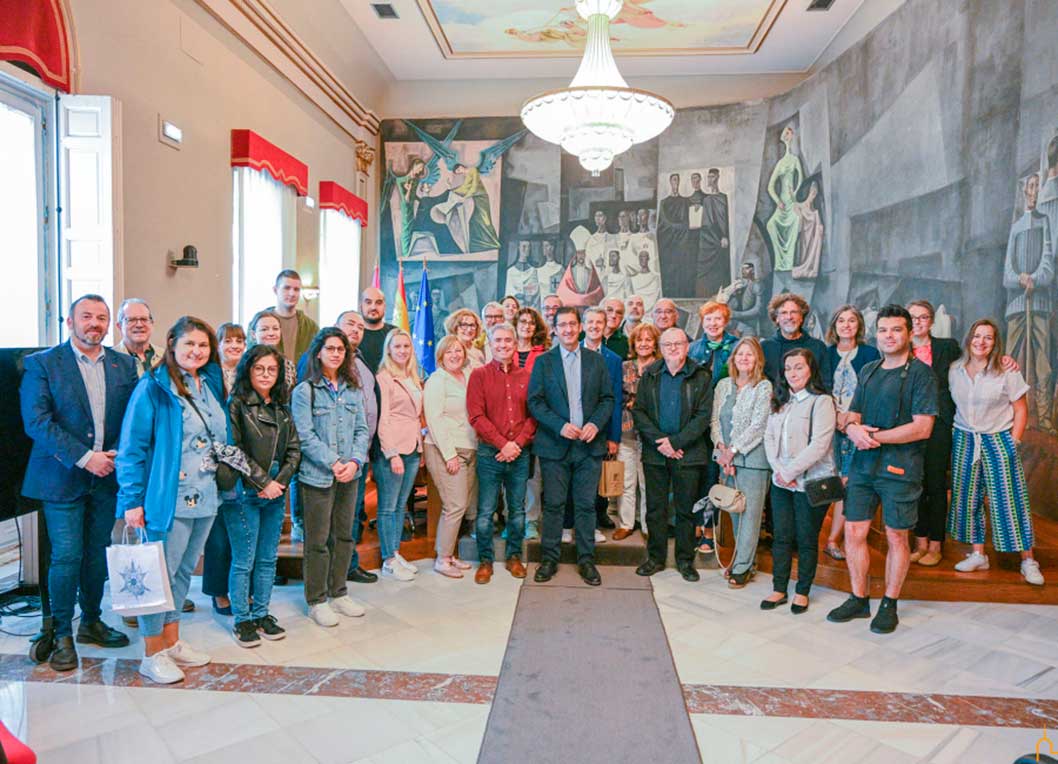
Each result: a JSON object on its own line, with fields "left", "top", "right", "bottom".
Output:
{"left": 225, "top": 344, "right": 301, "bottom": 647}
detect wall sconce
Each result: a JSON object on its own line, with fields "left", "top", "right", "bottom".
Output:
{"left": 169, "top": 244, "right": 199, "bottom": 269}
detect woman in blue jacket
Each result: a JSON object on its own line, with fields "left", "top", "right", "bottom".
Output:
{"left": 117, "top": 316, "right": 229, "bottom": 685}
{"left": 291, "top": 328, "right": 369, "bottom": 628}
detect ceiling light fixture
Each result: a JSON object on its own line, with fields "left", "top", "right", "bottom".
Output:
{"left": 520, "top": 0, "right": 674, "bottom": 176}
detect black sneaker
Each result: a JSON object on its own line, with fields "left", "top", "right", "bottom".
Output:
{"left": 870, "top": 597, "right": 899, "bottom": 634}
{"left": 255, "top": 615, "right": 286, "bottom": 641}
{"left": 232, "top": 620, "right": 261, "bottom": 648}
{"left": 826, "top": 595, "right": 871, "bottom": 623}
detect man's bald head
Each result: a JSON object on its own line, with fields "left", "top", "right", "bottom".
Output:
{"left": 360, "top": 287, "right": 386, "bottom": 326}
{"left": 659, "top": 327, "right": 689, "bottom": 368}
{"left": 653, "top": 299, "right": 678, "bottom": 330}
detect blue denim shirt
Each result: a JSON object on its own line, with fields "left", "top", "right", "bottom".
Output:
{"left": 291, "top": 377, "right": 369, "bottom": 488}
{"left": 175, "top": 373, "right": 225, "bottom": 519}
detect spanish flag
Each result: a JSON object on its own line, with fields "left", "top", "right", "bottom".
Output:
{"left": 392, "top": 263, "right": 410, "bottom": 333}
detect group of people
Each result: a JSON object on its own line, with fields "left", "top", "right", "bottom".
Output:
{"left": 19, "top": 266, "right": 1044, "bottom": 685}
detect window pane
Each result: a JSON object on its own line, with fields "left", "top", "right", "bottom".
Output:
{"left": 319, "top": 209, "right": 360, "bottom": 327}
{"left": 232, "top": 167, "right": 291, "bottom": 326}
{"left": 0, "top": 100, "right": 40, "bottom": 347}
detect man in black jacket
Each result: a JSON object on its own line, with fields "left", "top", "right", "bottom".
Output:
{"left": 761, "top": 293, "right": 828, "bottom": 385}
{"left": 528, "top": 307, "right": 614, "bottom": 586}
{"left": 632, "top": 328, "right": 713, "bottom": 582}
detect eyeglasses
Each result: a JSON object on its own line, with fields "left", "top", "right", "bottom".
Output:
{"left": 660, "top": 341, "right": 687, "bottom": 350}
{"left": 457, "top": 322, "right": 478, "bottom": 330}
{"left": 484, "top": 313, "right": 503, "bottom": 321}
{"left": 251, "top": 365, "right": 279, "bottom": 376}
{"left": 122, "top": 317, "right": 152, "bottom": 325}
{"left": 654, "top": 308, "right": 676, "bottom": 315}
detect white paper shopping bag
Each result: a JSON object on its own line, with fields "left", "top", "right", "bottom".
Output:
{"left": 106, "top": 527, "right": 175, "bottom": 617}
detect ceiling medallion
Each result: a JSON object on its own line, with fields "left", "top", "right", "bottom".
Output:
{"left": 520, "top": 0, "right": 674, "bottom": 176}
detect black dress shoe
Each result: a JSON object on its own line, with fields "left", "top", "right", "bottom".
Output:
{"left": 49, "top": 636, "right": 78, "bottom": 672}
{"left": 578, "top": 561, "right": 602, "bottom": 586}
{"left": 347, "top": 566, "right": 379, "bottom": 584}
{"left": 677, "top": 563, "right": 700, "bottom": 582}
{"left": 534, "top": 560, "right": 558, "bottom": 582}
{"left": 760, "top": 595, "right": 789, "bottom": 611}
{"left": 636, "top": 559, "right": 665, "bottom": 577}
{"left": 76, "top": 620, "right": 130, "bottom": 648}
{"left": 597, "top": 515, "right": 616, "bottom": 530}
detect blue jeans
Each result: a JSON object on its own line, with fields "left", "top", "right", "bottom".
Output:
{"left": 42, "top": 487, "right": 116, "bottom": 638}
{"left": 223, "top": 496, "right": 284, "bottom": 624}
{"left": 373, "top": 453, "right": 421, "bottom": 560}
{"left": 476, "top": 447, "right": 529, "bottom": 563}
{"left": 139, "top": 516, "right": 215, "bottom": 637}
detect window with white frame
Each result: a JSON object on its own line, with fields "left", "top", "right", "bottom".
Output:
{"left": 318, "top": 207, "right": 361, "bottom": 327}
{"left": 231, "top": 166, "right": 296, "bottom": 327}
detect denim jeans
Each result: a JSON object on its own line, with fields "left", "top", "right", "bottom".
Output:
{"left": 373, "top": 453, "right": 421, "bottom": 561}
{"left": 475, "top": 446, "right": 529, "bottom": 563}
{"left": 201, "top": 501, "right": 237, "bottom": 598}
{"left": 42, "top": 486, "right": 116, "bottom": 638}
{"left": 302, "top": 479, "right": 358, "bottom": 605}
{"left": 139, "top": 516, "right": 215, "bottom": 637}
{"left": 223, "top": 495, "right": 284, "bottom": 624}
{"left": 289, "top": 476, "right": 303, "bottom": 531}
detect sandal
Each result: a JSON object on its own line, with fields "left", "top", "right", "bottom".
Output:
{"left": 728, "top": 569, "right": 755, "bottom": 588}
{"left": 696, "top": 538, "right": 715, "bottom": 554}
{"left": 824, "top": 543, "right": 845, "bottom": 561}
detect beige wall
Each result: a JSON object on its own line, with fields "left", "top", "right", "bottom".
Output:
{"left": 68, "top": 0, "right": 380, "bottom": 334}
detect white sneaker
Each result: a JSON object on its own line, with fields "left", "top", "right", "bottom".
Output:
{"left": 382, "top": 559, "right": 415, "bottom": 582}
{"left": 139, "top": 652, "right": 185, "bottom": 684}
{"left": 331, "top": 595, "right": 366, "bottom": 617}
{"left": 594, "top": 529, "right": 606, "bottom": 543}
{"left": 561, "top": 529, "right": 573, "bottom": 544}
{"left": 165, "top": 640, "right": 211, "bottom": 667}
{"left": 393, "top": 552, "right": 418, "bottom": 574}
{"left": 308, "top": 602, "right": 340, "bottom": 627}
{"left": 954, "top": 552, "right": 989, "bottom": 572}
{"left": 1021, "top": 558, "right": 1045, "bottom": 586}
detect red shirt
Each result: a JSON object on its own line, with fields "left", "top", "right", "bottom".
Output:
{"left": 466, "top": 359, "right": 537, "bottom": 450}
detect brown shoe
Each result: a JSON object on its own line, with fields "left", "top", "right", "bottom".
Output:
{"left": 917, "top": 550, "right": 943, "bottom": 567}
{"left": 612, "top": 528, "right": 633, "bottom": 541}
{"left": 505, "top": 557, "right": 527, "bottom": 579}
{"left": 475, "top": 562, "right": 494, "bottom": 584}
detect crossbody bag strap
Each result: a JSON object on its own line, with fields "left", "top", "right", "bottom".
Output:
{"left": 184, "top": 393, "right": 216, "bottom": 442}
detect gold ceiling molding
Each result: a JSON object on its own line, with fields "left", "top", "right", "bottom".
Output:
{"left": 194, "top": 0, "right": 381, "bottom": 139}
{"left": 416, "top": 0, "right": 788, "bottom": 60}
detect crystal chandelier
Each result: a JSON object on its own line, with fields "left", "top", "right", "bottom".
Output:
{"left": 521, "top": 0, "right": 674, "bottom": 176}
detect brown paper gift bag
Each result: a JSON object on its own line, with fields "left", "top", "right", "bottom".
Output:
{"left": 598, "top": 458, "right": 625, "bottom": 497}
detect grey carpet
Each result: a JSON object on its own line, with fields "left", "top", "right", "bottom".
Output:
{"left": 478, "top": 564, "right": 701, "bottom": 764}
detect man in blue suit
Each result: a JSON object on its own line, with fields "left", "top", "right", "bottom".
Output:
{"left": 528, "top": 307, "right": 614, "bottom": 586}
{"left": 581, "top": 307, "right": 623, "bottom": 534}
{"left": 20, "top": 294, "right": 139, "bottom": 671}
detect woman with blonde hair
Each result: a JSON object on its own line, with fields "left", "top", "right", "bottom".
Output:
{"left": 616, "top": 322, "right": 662, "bottom": 539}
{"left": 423, "top": 335, "right": 478, "bottom": 577}
{"left": 710, "top": 337, "right": 773, "bottom": 586}
{"left": 948, "top": 318, "right": 1043, "bottom": 585}
{"left": 374, "top": 329, "right": 425, "bottom": 581}
{"left": 445, "top": 308, "right": 486, "bottom": 368}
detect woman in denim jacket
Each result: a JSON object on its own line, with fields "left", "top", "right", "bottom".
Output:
{"left": 291, "top": 328, "right": 369, "bottom": 628}
{"left": 226, "top": 344, "right": 301, "bottom": 646}
{"left": 117, "top": 316, "right": 228, "bottom": 685}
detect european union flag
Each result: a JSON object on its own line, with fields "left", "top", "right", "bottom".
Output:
{"left": 412, "top": 265, "right": 436, "bottom": 376}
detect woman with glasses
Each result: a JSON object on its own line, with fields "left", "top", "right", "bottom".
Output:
{"left": 445, "top": 308, "right": 486, "bottom": 368}
{"left": 514, "top": 307, "right": 549, "bottom": 373}
{"left": 226, "top": 345, "right": 301, "bottom": 645}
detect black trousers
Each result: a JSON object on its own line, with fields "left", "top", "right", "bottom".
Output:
{"left": 914, "top": 427, "right": 951, "bottom": 542}
{"left": 770, "top": 484, "right": 828, "bottom": 596}
{"left": 643, "top": 461, "right": 702, "bottom": 566}
{"left": 541, "top": 449, "right": 603, "bottom": 563}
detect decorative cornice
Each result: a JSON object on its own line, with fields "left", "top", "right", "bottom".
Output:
{"left": 194, "top": 0, "right": 381, "bottom": 139}
{"left": 355, "top": 141, "right": 376, "bottom": 174}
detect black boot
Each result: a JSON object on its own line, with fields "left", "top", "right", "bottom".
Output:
{"left": 49, "top": 636, "right": 78, "bottom": 672}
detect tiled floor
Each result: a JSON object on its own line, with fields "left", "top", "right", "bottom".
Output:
{"left": 0, "top": 556, "right": 1054, "bottom": 763}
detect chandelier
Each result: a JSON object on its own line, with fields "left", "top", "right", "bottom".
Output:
{"left": 520, "top": 0, "right": 674, "bottom": 176}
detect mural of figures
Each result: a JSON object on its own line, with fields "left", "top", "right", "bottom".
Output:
{"left": 656, "top": 172, "right": 694, "bottom": 296}
{"left": 628, "top": 248, "right": 662, "bottom": 313}
{"left": 792, "top": 178, "right": 824, "bottom": 280}
{"left": 505, "top": 240, "right": 541, "bottom": 308}
{"left": 688, "top": 168, "right": 732, "bottom": 299}
{"left": 556, "top": 226, "right": 604, "bottom": 307}
{"left": 1004, "top": 172, "right": 1054, "bottom": 422}
{"left": 765, "top": 123, "right": 804, "bottom": 274}
{"left": 536, "top": 239, "right": 564, "bottom": 297}
{"left": 723, "top": 260, "right": 765, "bottom": 337}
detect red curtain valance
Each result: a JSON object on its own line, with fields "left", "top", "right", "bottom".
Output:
{"left": 231, "top": 129, "right": 309, "bottom": 196}
{"left": 319, "top": 180, "right": 368, "bottom": 226}
{"left": 0, "top": 0, "right": 72, "bottom": 91}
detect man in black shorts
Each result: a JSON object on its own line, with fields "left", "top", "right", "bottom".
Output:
{"left": 826, "top": 305, "right": 938, "bottom": 634}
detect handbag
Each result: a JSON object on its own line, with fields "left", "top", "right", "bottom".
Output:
{"left": 106, "top": 527, "right": 175, "bottom": 617}
{"left": 706, "top": 480, "right": 746, "bottom": 515}
{"left": 597, "top": 457, "right": 624, "bottom": 497}
{"left": 801, "top": 397, "right": 846, "bottom": 508}
{"left": 185, "top": 394, "right": 250, "bottom": 491}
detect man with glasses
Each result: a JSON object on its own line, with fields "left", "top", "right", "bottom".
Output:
{"left": 113, "top": 298, "right": 161, "bottom": 378}
{"left": 529, "top": 307, "right": 614, "bottom": 586}
{"left": 602, "top": 298, "right": 630, "bottom": 360}
{"left": 480, "top": 302, "right": 506, "bottom": 362}
{"left": 760, "top": 293, "right": 828, "bottom": 384}
{"left": 652, "top": 299, "right": 680, "bottom": 332}
{"left": 632, "top": 328, "right": 713, "bottom": 582}
{"left": 542, "top": 295, "right": 562, "bottom": 341}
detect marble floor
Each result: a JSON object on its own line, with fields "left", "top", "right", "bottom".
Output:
{"left": 0, "top": 557, "right": 1055, "bottom": 763}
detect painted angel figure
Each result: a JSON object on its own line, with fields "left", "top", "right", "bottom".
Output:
{"left": 405, "top": 120, "right": 527, "bottom": 254}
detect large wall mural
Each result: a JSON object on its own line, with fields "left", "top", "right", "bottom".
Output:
{"left": 380, "top": 0, "right": 1058, "bottom": 517}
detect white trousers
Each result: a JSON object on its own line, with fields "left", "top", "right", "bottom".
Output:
{"left": 617, "top": 439, "right": 647, "bottom": 530}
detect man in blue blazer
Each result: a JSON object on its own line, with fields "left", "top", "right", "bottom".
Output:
{"left": 20, "top": 294, "right": 139, "bottom": 671}
{"left": 528, "top": 307, "right": 614, "bottom": 586}
{"left": 581, "top": 307, "right": 623, "bottom": 533}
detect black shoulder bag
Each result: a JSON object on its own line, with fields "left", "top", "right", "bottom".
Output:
{"left": 802, "top": 396, "right": 846, "bottom": 508}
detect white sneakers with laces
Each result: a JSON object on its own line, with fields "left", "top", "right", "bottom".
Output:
{"left": 1021, "top": 558, "right": 1045, "bottom": 586}
{"left": 382, "top": 558, "right": 415, "bottom": 581}
{"left": 331, "top": 596, "right": 366, "bottom": 617}
{"left": 954, "top": 552, "right": 989, "bottom": 572}
{"left": 392, "top": 552, "right": 418, "bottom": 574}
{"left": 139, "top": 652, "right": 184, "bottom": 684}
{"left": 165, "top": 640, "right": 211, "bottom": 667}
{"left": 309, "top": 602, "right": 340, "bottom": 627}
